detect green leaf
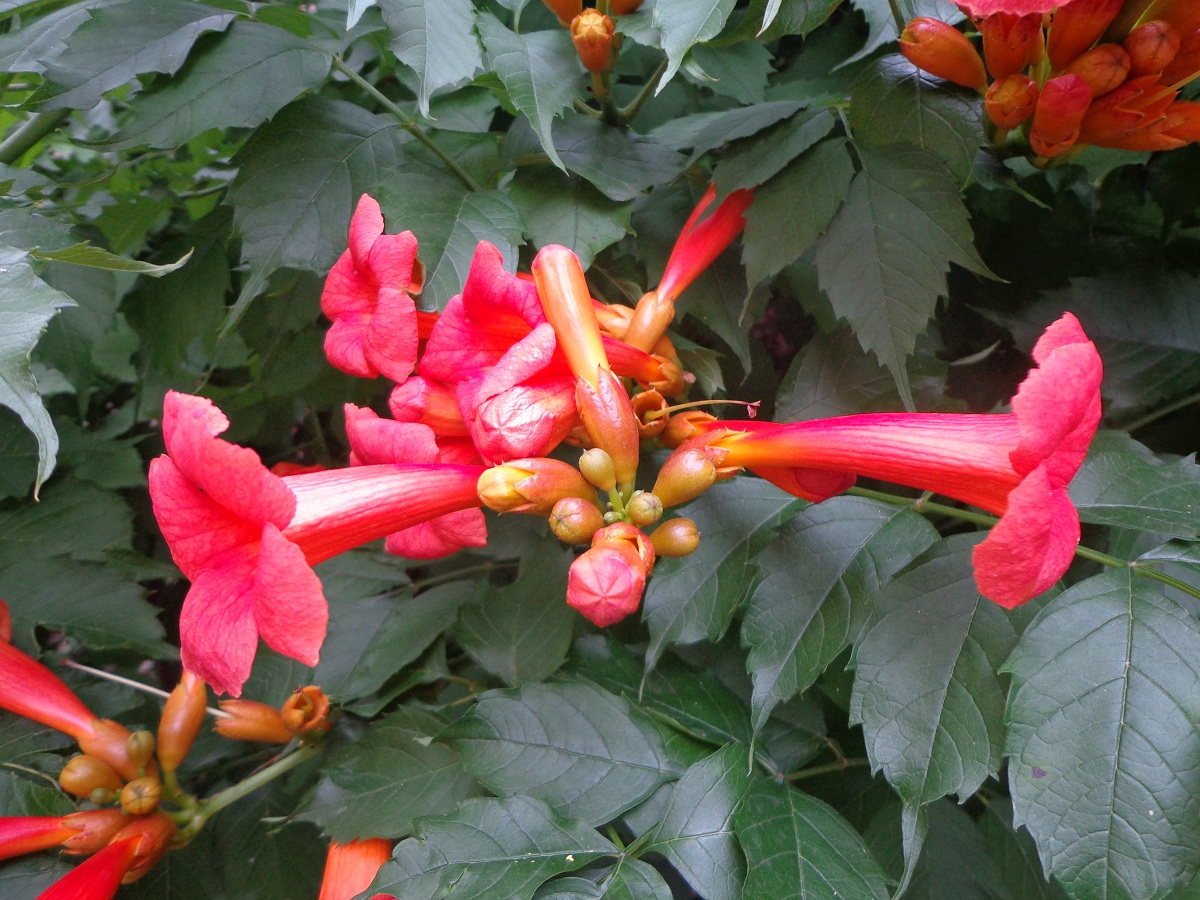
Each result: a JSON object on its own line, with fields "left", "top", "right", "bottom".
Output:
{"left": 1070, "top": 431, "right": 1200, "bottom": 540}
{"left": 849, "top": 55, "right": 984, "bottom": 187}
{"left": 712, "top": 107, "right": 836, "bottom": 196}
{"left": 534, "top": 877, "right": 604, "bottom": 899}
{"left": 455, "top": 538, "right": 574, "bottom": 683}
{"left": 741, "top": 137, "right": 854, "bottom": 288}
{"left": 688, "top": 42, "right": 771, "bottom": 104}
{"left": 650, "top": 100, "right": 804, "bottom": 161}
{"left": 445, "top": 679, "right": 684, "bottom": 826}
{"left": 643, "top": 477, "right": 801, "bottom": 672}
{"left": 477, "top": 14, "right": 580, "bottom": 172}
{"left": 295, "top": 708, "right": 478, "bottom": 840}
{"left": 379, "top": 175, "right": 524, "bottom": 310}
{"left": 369, "top": 795, "right": 615, "bottom": 898}
{"left": 553, "top": 113, "right": 690, "bottom": 202}
{"left": 651, "top": 0, "right": 737, "bottom": 91}
{"left": 30, "top": 242, "right": 190, "bottom": 275}
{"left": 569, "top": 634, "right": 753, "bottom": 749}
{"left": 103, "top": 20, "right": 331, "bottom": 150}
{"left": 815, "top": 144, "right": 989, "bottom": 408}
{"left": 899, "top": 799, "right": 1006, "bottom": 899}
{"left": 978, "top": 797, "right": 1069, "bottom": 900}
{"left": 35, "top": 0, "right": 236, "bottom": 110}
{"left": 644, "top": 744, "right": 752, "bottom": 899}
{"left": 720, "top": 0, "right": 841, "bottom": 41}
{"left": 589, "top": 858, "right": 672, "bottom": 899}
{"left": 743, "top": 496, "right": 938, "bottom": 732}
{"left": 226, "top": 97, "right": 407, "bottom": 333}
{"left": 380, "top": 0, "right": 481, "bottom": 117}
{"left": 509, "top": 168, "right": 631, "bottom": 268}
{"left": 0, "top": 251, "right": 74, "bottom": 492}
{"left": 734, "top": 779, "right": 890, "bottom": 899}
{"left": 850, "top": 535, "right": 1018, "bottom": 804}
{"left": 848, "top": 0, "right": 963, "bottom": 64}
{"left": 1003, "top": 570, "right": 1200, "bottom": 898}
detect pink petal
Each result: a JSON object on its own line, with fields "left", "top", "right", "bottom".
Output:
{"left": 348, "top": 195, "right": 385, "bottom": 269}
{"left": 365, "top": 230, "right": 418, "bottom": 292}
{"left": 385, "top": 508, "right": 488, "bottom": 559}
{"left": 956, "top": 0, "right": 1058, "bottom": 15}
{"left": 469, "top": 380, "right": 578, "bottom": 463}
{"left": 324, "top": 316, "right": 374, "bottom": 378}
{"left": 343, "top": 405, "right": 439, "bottom": 465}
{"left": 749, "top": 465, "right": 857, "bottom": 503}
{"left": 179, "top": 556, "right": 260, "bottom": 697}
{"left": 972, "top": 467, "right": 1080, "bottom": 608}
{"left": 476, "top": 323, "right": 560, "bottom": 398}
{"left": 253, "top": 524, "right": 327, "bottom": 669}
{"left": 364, "top": 286, "right": 419, "bottom": 383}
{"left": 419, "top": 295, "right": 515, "bottom": 381}
{"left": 462, "top": 241, "right": 545, "bottom": 329}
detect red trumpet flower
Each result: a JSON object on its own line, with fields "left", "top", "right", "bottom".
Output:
{"left": 318, "top": 839, "right": 395, "bottom": 900}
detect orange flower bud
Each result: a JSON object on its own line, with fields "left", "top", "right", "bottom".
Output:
{"left": 626, "top": 492, "right": 663, "bottom": 527}
{"left": 660, "top": 411, "right": 718, "bottom": 448}
{"left": 113, "top": 811, "right": 175, "bottom": 884}
{"left": 125, "top": 730, "right": 155, "bottom": 770}
{"left": 571, "top": 9, "right": 615, "bottom": 74}
{"left": 1163, "top": 99, "right": 1200, "bottom": 141}
{"left": 1030, "top": 74, "right": 1092, "bottom": 157}
{"left": 79, "top": 718, "right": 151, "bottom": 784}
{"left": 623, "top": 290, "right": 677, "bottom": 356}
{"left": 1046, "top": 0, "right": 1123, "bottom": 70}
{"left": 899, "top": 18, "right": 987, "bottom": 89}
{"left": 1145, "top": 0, "right": 1200, "bottom": 38}
{"left": 566, "top": 542, "right": 647, "bottom": 627}
{"left": 214, "top": 699, "right": 292, "bottom": 744}
{"left": 281, "top": 685, "right": 333, "bottom": 738}
{"left": 631, "top": 390, "right": 669, "bottom": 440}
{"left": 649, "top": 517, "right": 702, "bottom": 558}
{"left": 60, "top": 809, "right": 132, "bottom": 856}
{"left": 59, "top": 754, "right": 123, "bottom": 799}
{"left": 610, "top": 0, "right": 644, "bottom": 13}
{"left": 579, "top": 448, "right": 617, "bottom": 492}
{"left": 0, "top": 816, "right": 83, "bottom": 862}
{"left": 550, "top": 497, "right": 606, "bottom": 544}
{"left": 477, "top": 458, "right": 595, "bottom": 516}
{"left": 119, "top": 776, "right": 162, "bottom": 816}
{"left": 980, "top": 13, "right": 1044, "bottom": 78}
{"left": 652, "top": 448, "right": 718, "bottom": 509}
{"left": 542, "top": 0, "right": 582, "bottom": 27}
{"left": 1064, "top": 43, "right": 1131, "bottom": 96}
{"left": 157, "top": 671, "right": 207, "bottom": 773}
{"left": 1078, "top": 74, "right": 1178, "bottom": 148}
{"left": 986, "top": 73, "right": 1040, "bottom": 127}
{"left": 1124, "top": 20, "right": 1181, "bottom": 76}
{"left": 532, "top": 244, "right": 610, "bottom": 388}
{"left": 575, "top": 369, "right": 641, "bottom": 489}
{"left": 1162, "top": 27, "right": 1200, "bottom": 83}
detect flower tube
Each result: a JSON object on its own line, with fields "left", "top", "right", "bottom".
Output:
{"left": 700, "top": 314, "right": 1102, "bottom": 608}
{"left": 319, "top": 839, "right": 395, "bottom": 900}
{"left": 149, "top": 391, "right": 485, "bottom": 696}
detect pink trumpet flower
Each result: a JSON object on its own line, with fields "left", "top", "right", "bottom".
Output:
{"left": 149, "top": 392, "right": 485, "bottom": 696}
{"left": 700, "top": 314, "right": 1102, "bottom": 608}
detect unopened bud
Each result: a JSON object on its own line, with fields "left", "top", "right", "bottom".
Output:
{"left": 576, "top": 370, "right": 641, "bottom": 489}
{"left": 1162, "top": 28, "right": 1200, "bottom": 84}
{"left": 478, "top": 459, "right": 595, "bottom": 516}
{"left": 215, "top": 699, "right": 292, "bottom": 744}
{"left": 1064, "top": 44, "right": 1130, "bottom": 97}
{"left": 652, "top": 448, "right": 717, "bottom": 509}
{"left": 61, "top": 809, "right": 132, "bottom": 856}
{"left": 592, "top": 522, "right": 655, "bottom": 572}
{"left": 126, "top": 730, "right": 155, "bottom": 770}
{"left": 660, "top": 411, "right": 717, "bottom": 449}
{"left": 550, "top": 497, "right": 606, "bottom": 544}
{"left": 1124, "top": 20, "right": 1180, "bottom": 76}
{"left": 1046, "top": 0, "right": 1123, "bottom": 70}
{"left": 158, "top": 671, "right": 207, "bottom": 773}
{"left": 113, "top": 811, "right": 175, "bottom": 883}
{"left": 78, "top": 718, "right": 149, "bottom": 783}
{"left": 59, "top": 754, "right": 123, "bottom": 799}
{"left": 281, "top": 686, "right": 333, "bottom": 739}
{"left": 566, "top": 543, "right": 647, "bottom": 627}
{"left": 648, "top": 355, "right": 689, "bottom": 398}
{"left": 650, "top": 517, "right": 701, "bottom": 558}
{"left": 899, "top": 18, "right": 987, "bottom": 89}
{"left": 579, "top": 448, "right": 617, "bottom": 492}
{"left": 986, "top": 74, "right": 1039, "bottom": 128}
{"left": 1030, "top": 74, "right": 1092, "bottom": 157}
{"left": 119, "top": 776, "right": 162, "bottom": 816}
{"left": 979, "top": 12, "right": 1044, "bottom": 79}
{"left": 572, "top": 9, "right": 615, "bottom": 73}
{"left": 627, "top": 491, "right": 663, "bottom": 527}
{"left": 542, "top": 0, "right": 582, "bottom": 27}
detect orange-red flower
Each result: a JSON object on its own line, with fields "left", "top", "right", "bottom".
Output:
{"left": 319, "top": 839, "right": 395, "bottom": 900}
{"left": 37, "top": 813, "right": 174, "bottom": 898}
{"left": 699, "top": 314, "right": 1102, "bottom": 608}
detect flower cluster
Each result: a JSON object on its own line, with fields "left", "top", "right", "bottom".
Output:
{"left": 899, "top": 0, "right": 1200, "bottom": 157}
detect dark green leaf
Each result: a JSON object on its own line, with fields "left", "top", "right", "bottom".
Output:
{"left": 477, "top": 14, "right": 580, "bottom": 171}
{"left": 1003, "top": 570, "right": 1200, "bottom": 898}
{"left": 0, "top": 250, "right": 74, "bottom": 491}
{"left": 734, "top": 779, "right": 889, "bottom": 899}
{"left": 445, "top": 679, "right": 684, "bottom": 826}
{"left": 591, "top": 858, "right": 673, "bottom": 899}
{"left": 644, "top": 744, "right": 752, "bottom": 900}
{"left": 743, "top": 496, "right": 938, "bottom": 731}
{"left": 742, "top": 137, "right": 854, "bottom": 287}
{"left": 650, "top": 100, "right": 804, "bottom": 160}
{"left": 104, "top": 21, "right": 331, "bottom": 150}
{"left": 643, "top": 476, "right": 801, "bottom": 672}
{"left": 455, "top": 538, "right": 574, "bottom": 683}
{"left": 897, "top": 799, "right": 1004, "bottom": 900}
{"left": 554, "top": 113, "right": 689, "bottom": 202}
{"left": 848, "top": 0, "right": 963, "bottom": 63}
{"left": 712, "top": 108, "right": 836, "bottom": 196}
{"left": 815, "top": 144, "right": 989, "bottom": 407}
{"left": 652, "top": 0, "right": 737, "bottom": 90}
{"left": 1070, "top": 431, "right": 1200, "bottom": 540}
{"left": 368, "top": 795, "right": 615, "bottom": 898}
{"left": 850, "top": 535, "right": 1018, "bottom": 804}
{"left": 35, "top": 0, "right": 236, "bottom": 110}
{"left": 295, "top": 707, "right": 478, "bottom": 840}
{"left": 30, "top": 242, "right": 190, "bottom": 275}
{"left": 226, "top": 97, "right": 408, "bottom": 333}
{"left": 688, "top": 42, "right": 771, "bottom": 104}
{"left": 979, "top": 797, "right": 1069, "bottom": 900}
{"left": 720, "top": 0, "right": 841, "bottom": 42}
{"left": 850, "top": 55, "right": 984, "bottom": 187}
{"left": 380, "top": 0, "right": 481, "bottom": 117}
{"left": 509, "top": 168, "right": 631, "bottom": 268}
{"left": 534, "top": 877, "right": 604, "bottom": 899}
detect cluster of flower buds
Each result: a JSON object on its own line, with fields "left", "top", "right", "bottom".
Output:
{"left": 542, "top": 1, "right": 644, "bottom": 75}
{"left": 216, "top": 685, "right": 334, "bottom": 744}
{"left": 899, "top": 0, "right": 1200, "bottom": 158}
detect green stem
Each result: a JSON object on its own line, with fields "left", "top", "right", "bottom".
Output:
{"left": 1122, "top": 390, "right": 1200, "bottom": 433}
{"left": 0, "top": 108, "right": 70, "bottom": 165}
{"left": 331, "top": 57, "right": 481, "bottom": 192}
{"left": 886, "top": 0, "right": 906, "bottom": 34}
{"left": 785, "top": 758, "right": 871, "bottom": 783}
{"left": 617, "top": 57, "right": 668, "bottom": 126}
